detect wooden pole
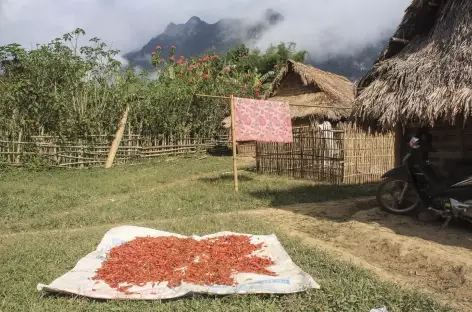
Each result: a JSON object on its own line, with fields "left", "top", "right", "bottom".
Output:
{"left": 394, "top": 123, "right": 404, "bottom": 166}
{"left": 105, "top": 106, "right": 129, "bottom": 169}
{"left": 230, "top": 95, "right": 239, "bottom": 192}
{"left": 457, "top": 115, "right": 465, "bottom": 159}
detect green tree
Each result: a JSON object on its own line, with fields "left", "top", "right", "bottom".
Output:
{"left": 0, "top": 29, "right": 308, "bottom": 152}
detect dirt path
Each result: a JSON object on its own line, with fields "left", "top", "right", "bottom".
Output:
{"left": 243, "top": 198, "right": 472, "bottom": 311}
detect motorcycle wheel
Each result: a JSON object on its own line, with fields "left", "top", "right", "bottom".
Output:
{"left": 376, "top": 178, "right": 422, "bottom": 215}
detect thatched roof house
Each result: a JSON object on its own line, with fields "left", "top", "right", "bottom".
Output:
{"left": 222, "top": 60, "right": 354, "bottom": 128}
{"left": 353, "top": 0, "right": 472, "bottom": 131}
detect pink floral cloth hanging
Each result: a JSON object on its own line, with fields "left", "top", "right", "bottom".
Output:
{"left": 232, "top": 97, "right": 293, "bottom": 143}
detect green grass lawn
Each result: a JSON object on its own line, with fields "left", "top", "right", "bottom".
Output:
{"left": 0, "top": 156, "right": 453, "bottom": 312}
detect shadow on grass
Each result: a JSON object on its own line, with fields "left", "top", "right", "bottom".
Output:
{"left": 199, "top": 174, "right": 254, "bottom": 183}
{"left": 206, "top": 146, "right": 232, "bottom": 157}
{"left": 250, "top": 182, "right": 472, "bottom": 250}
{"left": 249, "top": 183, "right": 377, "bottom": 209}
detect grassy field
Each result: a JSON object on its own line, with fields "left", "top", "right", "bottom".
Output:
{"left": 0, "top": 156, "right": 453, "bottom": 312}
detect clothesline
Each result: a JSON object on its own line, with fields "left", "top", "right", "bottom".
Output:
{"left": 195, "top": 94, "right": 232, "bottom": 99}
{"left": 194, "top": 93, "right": 352, "bottom": 109}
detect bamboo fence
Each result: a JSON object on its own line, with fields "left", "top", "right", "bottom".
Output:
{"left": 0, "top": 133, "right": 229, "bottom": 168}
{"left": 256, "top": 125, "right": 394, "bottom": 184}
{"left": 236, "top": 142, "right": 257, "bottom": 157}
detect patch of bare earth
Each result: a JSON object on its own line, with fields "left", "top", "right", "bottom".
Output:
{"left": 244, "top": 198, "right": 472, "bottom": 312}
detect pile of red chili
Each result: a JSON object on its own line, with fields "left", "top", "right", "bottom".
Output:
{"left": 93, "top": 235, "right": 277, "bottom": 292}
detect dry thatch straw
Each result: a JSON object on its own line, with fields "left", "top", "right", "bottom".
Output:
{"left": 222, "top": 59, "right": 354, "bottom": 128}
{"left": 353, "top": 0, "right": 472, "bottom": 131}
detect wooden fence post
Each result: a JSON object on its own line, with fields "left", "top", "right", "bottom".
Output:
{"left": 394, "top": 123, "right": 404, "bottom": 166}
{"left": 105, "top": 106, "right": 129, "bottom": 169}
{"left": 230, "top": 95, "right": 239, "bottom": 192}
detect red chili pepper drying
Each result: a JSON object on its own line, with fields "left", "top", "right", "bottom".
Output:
{"left": 92, "top": 235, "right": 277, "bottom": 292}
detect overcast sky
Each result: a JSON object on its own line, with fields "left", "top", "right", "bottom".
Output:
{"left": 0, "top": 0, "right": 411, "bottom": 60}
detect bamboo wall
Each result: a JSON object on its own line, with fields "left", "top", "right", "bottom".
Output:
{"left": 342, "top": 125, "right": 395, "bottom": 184}
{"left": 0, "top": 134, "right": 229, "bottom": 168}
{"left": 256, "top": 125, "right": 395, "bottom": 184}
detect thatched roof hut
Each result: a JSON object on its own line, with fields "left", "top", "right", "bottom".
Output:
{"left": 222, "top": 59, "right": 354, "bottom": 128}
{"left": 353, "top": 0, "right": 472, "bottom": 131}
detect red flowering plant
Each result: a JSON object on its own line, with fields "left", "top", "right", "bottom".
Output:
{"left": 150, "top": 44, "right": 267, "bottom": 100}
{"left": 145, "top": 44, "right": 277, "bottom": 135}
{"left": 139, "top": 42, "right": 304, "bottom": 141}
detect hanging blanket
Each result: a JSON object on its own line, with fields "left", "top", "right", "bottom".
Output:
{"left": 232, "top": 97, "right": 293, "bottom": 143}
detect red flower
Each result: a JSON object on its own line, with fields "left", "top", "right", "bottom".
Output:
{"left": 187, "top": 66, "right": 194, "bottom": 71}
{"left": 198, "top": 57, "right": 203, "bottom": 62}
{"left": 245, "top": 74, "right": 252, "bottom": 78}
{"left": 179, "top": 55, "right": 185, "bottom": 59}
{"left": 202, "top": 73, "right": 209, "bottom": 79}
{"left": 171, "top": 45, "right": 176, "bottom": 49}
{"left": 258, "top": 81, "right": 262, "bottom": 87}
{"left": 203, "top": 56, "right": 210, "bottom": 62}
{"left": 224, "top": 66, "right": 231, "bottom": 72}
{"left": 151, "top": 51, "right": 156, "bottom": 55}
{"left": 156, "top": 45, "right": 162, "bottom": 50}
{"left": 242, "top": 55, "right": 247, "bottom": 59}
{"left": 273, "top": 64, "right": 279, "bottom": 68}
{"left": 169, "top": 56, "right": 175, "bottom": 61}
{"left": 159, "top": 58, "right": 165, "bottom": 63}
{"left": 176, "top": 59, "right": 184, "bottom": 64}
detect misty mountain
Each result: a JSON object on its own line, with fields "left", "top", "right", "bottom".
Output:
{"left": 124, "top": 10, "right": 387, "bottom": 81}
{"left": 310, "top": 40, "right": 387, "bottom": 81}
{"left": 125, "top": 9, "right": 283, "bottom": 68}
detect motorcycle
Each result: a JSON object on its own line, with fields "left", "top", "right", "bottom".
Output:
{"left": 376, "top": 130, "right": 472, "bottom": 229}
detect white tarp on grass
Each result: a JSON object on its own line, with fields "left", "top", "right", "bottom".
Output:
{"left": 37, "top": 226, "right": 320, "bottom": 300}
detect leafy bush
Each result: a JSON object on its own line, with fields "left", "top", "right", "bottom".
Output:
{"left": 0, "top": 29, "right": 307, "bottom": 143}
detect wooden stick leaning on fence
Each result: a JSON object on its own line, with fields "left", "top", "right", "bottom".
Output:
{"left": 105, "top": 106, "right": 129, "bottom": 169}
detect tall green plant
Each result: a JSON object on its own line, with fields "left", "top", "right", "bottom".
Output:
{"left": 0, "top": 29, "right": 134, "bottom": 141}
{"left": 0, "top": 29, "right": 308, "bottom": 145}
